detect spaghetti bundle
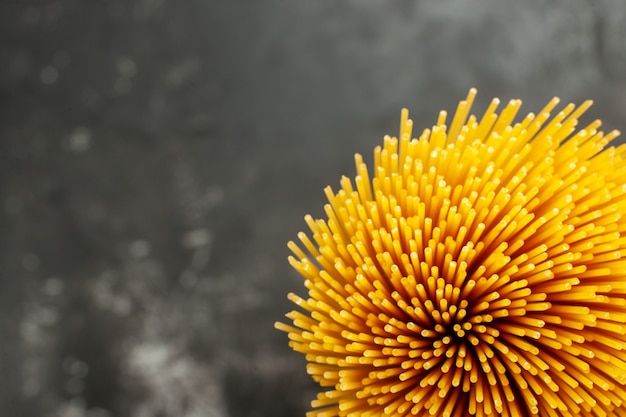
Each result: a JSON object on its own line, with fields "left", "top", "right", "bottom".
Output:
{"left": 276, "top": 89, "right": 626, "bottom": 416}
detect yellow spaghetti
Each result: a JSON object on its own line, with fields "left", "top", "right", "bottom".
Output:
{"left": 276, "top": 89, "right": 626, "bottom": 416}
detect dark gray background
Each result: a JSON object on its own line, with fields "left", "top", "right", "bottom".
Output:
{"left": 2, "top": 1, "right": 626, "bottom": 416}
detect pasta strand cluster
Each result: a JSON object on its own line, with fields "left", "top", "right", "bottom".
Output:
{"left": 277, "top": 89, "right": 626, "bottom": 417}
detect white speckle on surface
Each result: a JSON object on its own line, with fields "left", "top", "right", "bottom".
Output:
{"left": 37, "top": 306, "right": 59, "bottom": 325}
{"left": 205, "top": 185, "right": 224, "bottom": 210}
{"left": 21, "top": 304, "right": 60, "bottom": 336}
{"left": 67, "top": 127, "right": 92, "bottom": 153}
{"left": 20, "top": 313, "right": 42, "bottom": 342}
{"left": 40, "top": 65, "right": 59, "bottom": 85}
{"left": 53, "top": 398, "right": 87, "bottom": 417}
{"left": 166, "top": 59, "right": 200, "bottom": 88}
{"left": 181, "top": 228, "right": 212, "bottom": 249}
{"left": 63, "top": 357, "right": 89, "bottom": 378}
{"left": 117, "top": 56, "right": 137, "bottom": 77}
{"left": 90, "top": 271, "right": 135, "bottom": 316}
{"left": 129, "top": 240, "right": 151, "bottom": 259}
{"left": 114, "top": 56, "right": 137, "bottom": 94}
{"left": 126, "top": 341, "right": 227, "bottom": 417}
{"left": 112, "top": 296, "right": 132, "bottom": 316}
{"left": 44, "top": 278, "right": 64, "bottom": 296}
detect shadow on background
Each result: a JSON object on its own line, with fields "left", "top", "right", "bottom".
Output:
{"left": 1, "top": 1, "right": 626, "bottom": 416}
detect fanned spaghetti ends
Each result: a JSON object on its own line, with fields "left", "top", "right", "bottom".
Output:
{"left": 276, "top": 89, "right": 626, "bottom": 417}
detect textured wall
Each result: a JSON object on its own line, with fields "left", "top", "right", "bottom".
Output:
{"left": 1, "top": 1, "right": 626, "bottom": 416}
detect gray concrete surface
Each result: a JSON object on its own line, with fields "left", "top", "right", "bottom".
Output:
{"left": 1, "top": 1, "right": 626, "bottom": 416}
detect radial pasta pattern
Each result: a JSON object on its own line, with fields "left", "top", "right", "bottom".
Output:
{"left": 276, "top": 89, "right": 626, "bottom": 417}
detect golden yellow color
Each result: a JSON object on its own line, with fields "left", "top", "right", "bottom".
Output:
{"left": 276, "top": 89, "right": 626, "bottom": 417}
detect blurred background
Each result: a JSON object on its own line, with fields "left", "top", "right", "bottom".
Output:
{"left": 1, "top": 1, "right": 626, "bottom": 416}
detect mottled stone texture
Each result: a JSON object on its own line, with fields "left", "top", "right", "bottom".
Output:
{"left": 1, "top": 1, "right": 625, "bottom": 416}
